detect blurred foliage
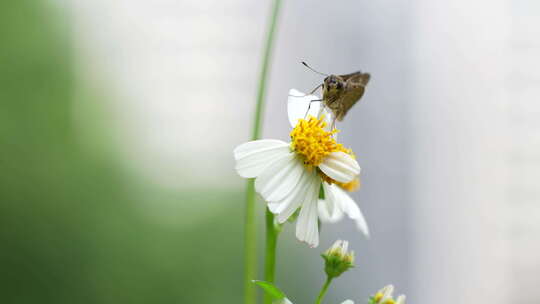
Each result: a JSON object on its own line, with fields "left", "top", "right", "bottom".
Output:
{"left": 0, "top": 1, "right": 243, "bottom": 303}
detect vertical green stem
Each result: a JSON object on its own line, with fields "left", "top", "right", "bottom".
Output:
{"left": 263, "top": 208, "right": 280, "bottom": 304}
{"left": 251, "top": 0, "right": 282, "bottom": 140}
{"left": 243, "top": 180, "right": 257, "bottom": 304}
{"left": 244, "top": 1, "right": 282, "bottom": 304}
{"left": 315, "top": 277, "right": 333, "bottom": 304}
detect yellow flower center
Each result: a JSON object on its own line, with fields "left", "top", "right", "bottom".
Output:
{"left": 290, "top": 116, "right": 350, "bottom": 168}
{"left": 373, "top": 292, "right": 395, "bottom": 304}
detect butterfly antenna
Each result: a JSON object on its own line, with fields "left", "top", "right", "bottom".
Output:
{"left": 301, "top": 61, "right": 328, "bottom": 76}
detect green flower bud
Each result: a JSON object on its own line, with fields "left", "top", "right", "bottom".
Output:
{"left": 321, "top": 240, "right": 355, "bottom": 278}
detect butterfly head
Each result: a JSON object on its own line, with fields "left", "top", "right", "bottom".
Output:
{"left": 323, "top": 75, "right": 343, "bottom": 94}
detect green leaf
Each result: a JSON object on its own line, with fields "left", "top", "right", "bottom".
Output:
{"left": 252, "top": 280, "right": 286, "bottom": 300}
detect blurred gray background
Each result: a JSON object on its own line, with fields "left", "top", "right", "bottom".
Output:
{"left": 2, "top": 0, "right": 539, "bottom": 303}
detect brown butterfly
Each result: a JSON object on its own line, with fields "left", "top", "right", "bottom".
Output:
{"left": 303, "top": 62, "right": 370, "bottom": 127}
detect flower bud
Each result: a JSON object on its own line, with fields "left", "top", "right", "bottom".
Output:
{"left": 370, "top": 285, "right": 406, "bottom": 304}
{"left": 395, "top": 295, "right": 406, "bottom": 304}
{"left": 321, "top": 240, "right": 355, "bottom": 278}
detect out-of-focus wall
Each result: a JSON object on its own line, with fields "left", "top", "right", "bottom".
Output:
{"left": 504, "top": 1, "right": 540, "bottom": 299}
{"left": 410, "top": 1, "right": 509, "bottom": 303}
{"left": 410, "top": 1, "right": 540, "bottom": 303}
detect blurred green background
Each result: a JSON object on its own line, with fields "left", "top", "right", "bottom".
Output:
{"left": 0, "top": 1, "right": 247, "bottom": 303}
{"left": 0, "top": 2, "right": 322, "bottom": 303}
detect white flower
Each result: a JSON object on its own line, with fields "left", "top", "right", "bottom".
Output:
{"left": 289, "top": 89, "right": 369, "bottom": 238}
{"left": 322, "top": 240, "right": 355, "bottom": 278}
{"left": 340, "top": 285, "right": 407, "bottom": 304}
{"left": 283, "top": 299, "right": 351, "bottom": 304}
{"left": 371, "top": 285, "right": 406, "bottom": 304}
{"left": 234, "top": 89, "right": 365, "bottom": 247}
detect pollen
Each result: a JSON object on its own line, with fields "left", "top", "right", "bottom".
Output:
{"left": 290, "top": 116, "right": 349, "bottom": 168}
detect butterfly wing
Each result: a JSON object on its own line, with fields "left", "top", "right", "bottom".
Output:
{"left": 339, "top": 71, "right": 368, "bottom": 82}
{"left": 335, "top": 72, "right": 370, "bottom": 121}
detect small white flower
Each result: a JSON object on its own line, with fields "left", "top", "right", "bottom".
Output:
{"left": 234, "top": 89, "right": 366, "bottom": 247}
{"left": 376, "top": 285, "right": 395, "bottom": 303}
{"left": 284, "top": 298, "right": 351, "bottom": 304}
{"left": 371, "top": 285, "right": 406, "bottom": 304}
{"left": 324, "top": 240, "right": 353, "bottom": 262}
{"left": 322, "top": 240, "right": 355, "bottom": 278}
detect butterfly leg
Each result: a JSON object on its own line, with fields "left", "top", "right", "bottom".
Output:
{"left": 304, "top": 99, "right": 322, "bottom": 119}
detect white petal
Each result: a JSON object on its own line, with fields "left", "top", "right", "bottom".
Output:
{"left": 255, "top": 154, "right": 304, "bottom": 202}
{"left": 341, "top": 240, "right": 349, "bottom": 253}
{"left": 287, "top": 89, "right": 323, "bottom": 128}
{"left": 322, "top": 182, "right": 338, "bottom": 217}
{"left": 295, "top": 175, "right": 321, "bottom": 247}
{"left": 396, "top": 295, "right": 406, "bottom": 304}
{"left": 320, "top": 107, "right": 335, "bottom": 132}
{"left": 274, "top": 169, "right": 313, "bottom": 223}
{"left": 319, "top": 151, "right": 360, "bottom": 183}
{"left": 317, "top": 198, "right": 344, "bottom": 223}
{"left": 341, "top": 300, "right": 354, "bottom": 304}
{"left": 268, "top": 201, "right": 281, "bottom": 213}
{"left": 277, "top": 299, "right": 293, "bottom": 304}
{"left": 275, "top": 169, "right": 317, "bottom": 223}
{"left": 333, "top": 186, "right": 370, "bottom": 237}
{"left": 234, "top": 139, "right": 290, "bottom": 178}
{"left": 320, "top": 184, "right": 369, "bottom": 237}
{"left": 380, "top": 285, "right": 395, "bottom": 301}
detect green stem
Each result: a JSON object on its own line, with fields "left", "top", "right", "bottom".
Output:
{"left": 263, "top": 208, "right": 280, "bottom": 304}
{"left": 315, "top": 277, "right": 333, "bottom": 304}
{"left": 243, "top": 179, "right": 257, "bottom": 304}
{"left": 243, "top": 1, "right": 282, "bottom": 304}
{"left": 251, "top": 0, "right": 282, "bottom": 140}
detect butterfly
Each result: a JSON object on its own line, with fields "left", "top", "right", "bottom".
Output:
{"left": 303, "top": 62, "right": 370, "bottom": 127}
